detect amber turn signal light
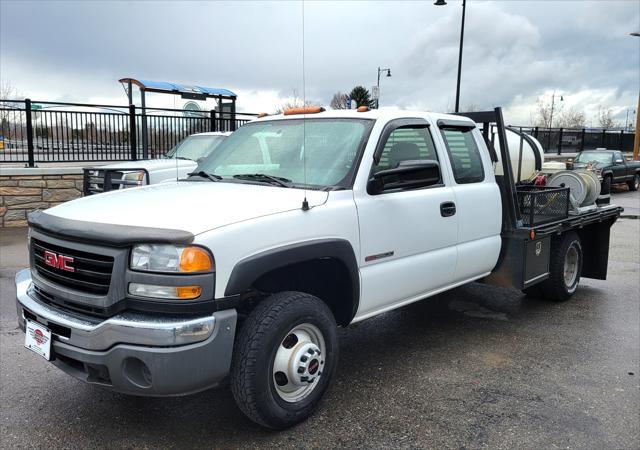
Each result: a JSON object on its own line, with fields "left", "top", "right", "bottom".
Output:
{"left": 176, "top": 286, "right": 202, "bottom": 299}
{"left": 179, "top": 247, "right": 213, "bottom": 272}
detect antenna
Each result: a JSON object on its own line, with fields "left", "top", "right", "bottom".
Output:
{"left": 301, "top": 0, "right": 309, "bottom": 211}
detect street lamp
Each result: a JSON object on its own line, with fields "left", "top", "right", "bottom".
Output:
{"left": 375, "top": 67, "right": 391, "bottom": 108}
{"left": 434, "top": 0, "right": 466, "bottom": 113}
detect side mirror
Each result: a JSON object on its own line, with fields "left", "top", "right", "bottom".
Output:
{"left": 615, "top": 159, "right": 624, "bottom": 164}
{"left": 368, "top": 160, "right": 441, "bottom": 194}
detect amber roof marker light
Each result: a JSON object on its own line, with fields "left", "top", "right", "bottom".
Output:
{"left": 283, "top": 106, "right": 325, "bottom": 116}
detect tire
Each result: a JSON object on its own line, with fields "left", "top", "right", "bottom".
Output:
{"left": 538, "top": 232, "right": 583, "bottom": 302}
{"left": 627, "top": 174, "right": 639, "bottom": 191}
{"left": 230, "top": 291, "right": 338, "bottom": 429}
{"left": 601, "top": 175, "right": 612, "bottom": 195}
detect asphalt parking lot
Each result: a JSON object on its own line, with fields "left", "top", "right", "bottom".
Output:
{"left": 1, "top": 190, "right": 638, "bottom": 449}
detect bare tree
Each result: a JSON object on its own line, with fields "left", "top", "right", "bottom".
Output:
{"left": 532, "top": 97, "right": 554, "bottom": 128}
{"left": 462, "top": 103, "right": 480, "bottom": 112}
{"left": 598, "top": 107, "right": 619, "bottom": 130}
{"left": 330, "top": 92, "right": 349, "bottom": 110}
{"left": 532, "top": 97, "right": 586, "bottom": 129}
{"left": 273, "top": 89, "right": 320, "bottom": 114}
{"left": 556, "top": 108, "right": 586, "bottom": 129}
{"left": 1, "top": 80, "right": 23, "bottom": 139}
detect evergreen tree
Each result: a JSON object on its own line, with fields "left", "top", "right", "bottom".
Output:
{"left": 349, "top": 86, "right": 374, "bottom": 108}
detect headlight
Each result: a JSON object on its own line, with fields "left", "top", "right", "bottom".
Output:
{"left": 130, "top": 244, "right": 213, "bottom": 273}
{"left": 119, "top": 170, "right": 146, "bottom": 189}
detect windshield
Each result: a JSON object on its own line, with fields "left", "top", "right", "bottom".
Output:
{"left": 195, "top": 119, "right": 372, "bottom": 188}
{"left": 575, "top": 152, "right": 612, "bottom": 164}
{"left": 165, "top": 135, "right": 227, "bottom": 161}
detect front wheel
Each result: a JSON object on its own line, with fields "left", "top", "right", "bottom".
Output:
{"left": 230, "top": 291, "right": 338, "bottom": 429}
{"left": 601, "top": 175, "right": 612, "bottom": 196}
{"left": 627, "top": 174, "right": 639, "bottom": 191}
{"left": 537, "top": 232, "right": 583, "bottom": 302}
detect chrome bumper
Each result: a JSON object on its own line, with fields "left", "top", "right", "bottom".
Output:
{"left": 15, "top": 268, "right": 215, "bottom": 351}
{"left": 15, "top": 268, "right": 237, "bottom": 396}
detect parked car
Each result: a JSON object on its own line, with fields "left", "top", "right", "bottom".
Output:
{"left": 83, "top": 132, "right": 230, "bottom": 195}
{"left": 571, "top": 149, "right": 640, "bottom": 192}
{"left": 16, "top": 107, "right": 622, "bottom": 429}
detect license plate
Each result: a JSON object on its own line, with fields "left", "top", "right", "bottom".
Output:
{"left": 25, "top": 319, "right": 52, "bottom": 361}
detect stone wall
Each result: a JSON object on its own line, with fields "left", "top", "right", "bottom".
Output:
{"left": 0, "top": 168, "right": 83, "bottom": 228}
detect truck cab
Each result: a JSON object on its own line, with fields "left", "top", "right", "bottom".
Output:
{"left": 15, "top": 107, "right": 621, "bottom": 429}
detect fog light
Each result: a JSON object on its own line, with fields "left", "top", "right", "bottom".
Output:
{"left": 128, "top": 283, "right": 201, "bottom": 300}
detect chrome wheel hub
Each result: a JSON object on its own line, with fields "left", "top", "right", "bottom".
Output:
{"left": 272, "top": 323, "right": 326, "bottom": 403}
{"left": 563, "top": 244, "right": 579, "bottom": 288}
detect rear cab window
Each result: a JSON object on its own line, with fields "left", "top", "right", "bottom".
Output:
{"left": 440, "top": 128, "right": 485, "bottom": 184}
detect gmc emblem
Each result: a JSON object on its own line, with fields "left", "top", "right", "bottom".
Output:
{"left": 43, "top": 250, "right": 75, "bottom": 272}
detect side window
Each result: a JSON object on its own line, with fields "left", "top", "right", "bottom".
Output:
{"left": 373, "top": 126, "right": 439, "bottom": 174}
{"left": 441, "top": 129, "right": 485, "bottom": 184}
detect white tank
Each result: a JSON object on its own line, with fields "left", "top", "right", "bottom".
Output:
{"left": 494, "top": 128, "right": 545, "bottom": 182}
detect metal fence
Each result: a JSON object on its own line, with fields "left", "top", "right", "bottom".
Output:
{"left": 508, "top": 125, "right": 636, "bottom": 155}
{"left": 0, "top": 99, "right": 257, "bottom": 166}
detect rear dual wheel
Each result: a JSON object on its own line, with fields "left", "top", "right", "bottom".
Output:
{"left": 523, "top": 232, "right": 583, "bottom": 302}
{"left": 230, "top": 291, "right": 338, "bottom": 429}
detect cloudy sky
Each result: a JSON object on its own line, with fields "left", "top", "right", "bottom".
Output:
{"left": 1, "top": 0, "right": 638, "bottom": 126}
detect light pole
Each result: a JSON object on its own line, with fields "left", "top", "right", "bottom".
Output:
{"left": 631, "top": 31, "right": 639, "bottom": 160}
{"left": 376, "top": 67, "right": 391, "bottom": 108}
{"left": 547, "top": 91, "right": 563, "bottom": 152}
{"left": 434, "top": 0, "right": 466, "bottom": 113}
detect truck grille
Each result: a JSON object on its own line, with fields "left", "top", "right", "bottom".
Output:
{"left": 83, "top": 169, "right": 123, "bottom": 195}
{"left": 32, "top": 239, "right": 114, "bottom": 295}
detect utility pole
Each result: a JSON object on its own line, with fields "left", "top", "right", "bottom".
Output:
{"left": 632, "top": 31, "right": 640, "bottom": 159}
{"left": 634, "top": 93, "right": 639, "bottom": 160}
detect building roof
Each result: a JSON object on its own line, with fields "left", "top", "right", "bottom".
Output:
{"left": 119, "top": 78, "right": 236, "bottom": 98}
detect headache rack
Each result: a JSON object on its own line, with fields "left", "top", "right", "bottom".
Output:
{"left": 454, "top": 107, "right": 574, "bottom": 232}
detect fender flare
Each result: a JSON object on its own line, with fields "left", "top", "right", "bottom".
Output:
{"left": 224, "top": 239, "right": 360, "bottom": 319}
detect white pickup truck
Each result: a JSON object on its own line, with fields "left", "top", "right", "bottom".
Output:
{"left": 83, "top": 132, "right": 229, "bottom": 195}
{"left": 16, "top": 107, "right": 622, "bottom": 429}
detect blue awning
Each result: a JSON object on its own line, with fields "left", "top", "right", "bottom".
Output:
{"left": 119, "top": 78, "right": 236, "bottom": 98}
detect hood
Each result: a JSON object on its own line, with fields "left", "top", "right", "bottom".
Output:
{"left": 45, "top": 181, "right": 329, "bottom": 235}
{"left": 93, "top": 158, "right": 195, "bottom": 171}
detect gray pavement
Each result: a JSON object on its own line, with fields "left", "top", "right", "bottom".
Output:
{"left": 1, "top": 191, "right": 638, "bottom": 449}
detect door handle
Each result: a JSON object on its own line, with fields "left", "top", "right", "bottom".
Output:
{"left": 440, "top": 201, "right": 456, "bottom": 217}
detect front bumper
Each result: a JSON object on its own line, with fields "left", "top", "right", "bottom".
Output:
{"left": 15, "top": 269, "right": 237, "bottom": 396}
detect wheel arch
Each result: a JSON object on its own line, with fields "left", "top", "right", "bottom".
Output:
{"left": 224, "top": 239, "right": 360, "bottom": 326}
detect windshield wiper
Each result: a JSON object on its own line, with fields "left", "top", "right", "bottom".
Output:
{"left": 187, "top": 170, "right": 223, "bottom": 182}
{"left": 233, "top": 173, "right": 293, "bottom": 188}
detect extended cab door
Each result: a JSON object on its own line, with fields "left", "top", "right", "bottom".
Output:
{"left": 611, "top": 151, "right": 628, "bottom": 182}
{"left": 436, "top": 121, "right": 502, "bottom": 282}
{"left": 354, "top": 119, "right": 458, "bottom": 319}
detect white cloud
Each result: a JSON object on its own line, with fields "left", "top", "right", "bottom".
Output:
{"left": 0, "top": 0, "right": 638, "bottom": 126}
